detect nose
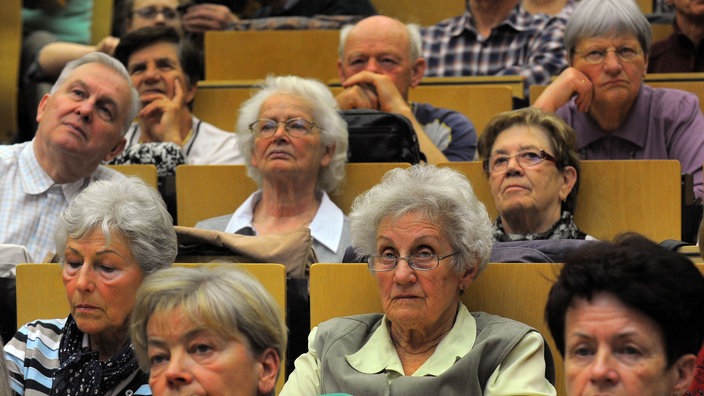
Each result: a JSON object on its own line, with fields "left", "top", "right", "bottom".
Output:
{"left": 143, "top": 63, "right": 161, "bottom": 82}
{"left": 504, "top": 155, "right": 524, "bottom": 176}
{"left": 74, "top": 266, "right": 95, "bottom": 293}
{"left": 153, "top": 11, "right": 167, "bottom": 24}
{"left": 164, "top": 353, "right": 193, "bottom": 388}
{"left": 589, "top": 350, "right": 619, "bottom": 386}
{"left": 602, "top": 50, "right": 623, "bottom": 74}
{"left": 271, "top": 122, "right": 290, "bottom": 140}
{"left": 392, "top": 258, "right": 417, "bottom": 285}
{"left": 365, "top": 58, "right": 381, "bottom": 73}
{"left": 75, "top": 100, "right": 94, "bottom": 123}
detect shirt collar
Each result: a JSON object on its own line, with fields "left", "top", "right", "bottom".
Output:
{"left": 577, "top": 85, "right": 648, "bottom": 150}
{"left": 224, "top": 190, "right": 345, "bottom": 253}
{"left": 19, "top": 140, "right": 87, "bottom": 199}
{"left": 347, "top": 303, "right": 476, "bottom": 376}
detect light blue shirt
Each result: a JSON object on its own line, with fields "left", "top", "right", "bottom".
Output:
{"left": 0, "top": 141, "right": 124, "bottom": 262}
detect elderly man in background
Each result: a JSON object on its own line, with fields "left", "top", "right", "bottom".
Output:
{"left": 336, "top": 15, "right": 477, "bottom": 162}
{"left": 0, "top": 52, "right": 139, "bottom": 262}
{"left": 649, "top": 0, "right": 704, "bottom": 73}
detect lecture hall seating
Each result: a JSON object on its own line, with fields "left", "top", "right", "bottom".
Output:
{"left": 203, "top": 30, "right": 340, "bottom": 81}
{"left": 439, "top": 160, "right": 682, "bottom": 242}
{"left": 174, "top": 163, "right": 411, "bottom": 227}
{"left": 0, "top": 1, "right": 21, "bottom": 142}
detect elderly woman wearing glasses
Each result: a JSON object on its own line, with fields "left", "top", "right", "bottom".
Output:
{"left": 196, "top": 75, "right": 349, "bottom": 262}
{"left": 533, "top": 0, "right": 704, "bottom": 200}
{"left": 478, "top": 108, "right": 589, "bottom": 241}
{"left": 281, "top": 165, "right": 556, "bottom": 395}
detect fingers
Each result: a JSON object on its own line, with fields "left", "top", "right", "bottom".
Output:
{"left": 335, "top": 85, "right": 379, "bottom": 110}
{"left": 182, "top": 4, "right": 236, "bottom": 32}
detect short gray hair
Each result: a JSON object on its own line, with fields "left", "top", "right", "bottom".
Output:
{"left": 130, "top": 266, "right": 287, "bottom": 383}
{"left": 236, "top": 75, "right": 348, "bottom": 194}
{"left": 565, "top": 0, "right": 652, "bottom": 61}
{"left": 54, "top": 177, "right": 176, "bottom": 275}
{"left": 51, "top": 52, "right": 140, "bottom": 136}
{"left": 338, "top": 18, "right": 422, "bottom": 61}
{"left": 349, "top": 165, "right": 494, "bottom": 275}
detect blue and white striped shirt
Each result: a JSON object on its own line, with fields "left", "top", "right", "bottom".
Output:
{"left": 4, "top": 318, "right": 151, "bottom": 395}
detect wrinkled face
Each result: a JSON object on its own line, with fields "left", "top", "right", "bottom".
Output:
{"left": 127, "top": 41, "right": 196, "bottom": 107}
{"left": 128, "top": 0, "right": 182, "bottom": 34}
{"left": 147, "top": 307, "right": 275, "bottom": 396}
{"left": 572, "top": 34, "right": 646, "bottom": 111}
{"left": 488, "top": 126, "right": 574, "bottom": 230}
{"left": 62, "top": 229, "right": 144, "bottom": 339}
{"left": 35, "top": 62, "right": 130, "bottom": 171}
{"left": 564, "top": 293, "right": 689, "bottom": 396}
{"left": 250, "top": 93, "right": 333, "bottom": 181}
{"left": 338, "top": 17, "right": 423, "bottom": 99}
{"left": 374, "top": 212, "right": 473, "bottom": 332}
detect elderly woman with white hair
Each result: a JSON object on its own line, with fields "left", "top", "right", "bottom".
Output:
{"left": 282, "top": 165, "right": 557, "bottom": 395}
{"left": 3, "top": 177, "right": 176, "bottom": 395}
{"left": 197, "top": 75, "right": 350, "bottom": 263}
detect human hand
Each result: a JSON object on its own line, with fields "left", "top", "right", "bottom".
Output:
{"left": 182, "top": 3, "right": 238, "bottom": 33}
{"left": 340, "top": 71, "right": 409, "bottom": 113}
{"left": 533, "top": 67, "right": 593, "bottom": 113}
{"left": 138, "top": 79, "right": 187, "bottom": 144}
{"left": 95, "top": 36, "right": 120, "bottom": 56}
{"left": 335, "top": 83, "right": 379, "bottom": 110}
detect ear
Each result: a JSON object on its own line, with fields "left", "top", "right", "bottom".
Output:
{"left": 320, "top": 143, "right": 335, "bottom": 168}
{"left": 256, "top": 348, "right": 280, "bottom": 395}
{"left": 337, "top": 59, "right": 347, "bottom": 83}
{"left": 185, "top": 82, "right": 198, "bottom": 106}
{"left": 35, "top": 93, "right": 52, "bottom": 124}
{"left": 670, "top": 353, "right": 696, "bottom": 394}
{"left": 410, "top": 58, "right": 426, "bottom": 88}
{"left": 460, "top": 263, "right": 479, "bottom": 291}
{"left": 558, "top": 165, "right": 578, "bottom": 203}
{"left": 102, "top": 137, "right": 127, "bottom": 162}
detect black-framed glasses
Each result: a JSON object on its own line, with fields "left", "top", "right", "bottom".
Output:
{"left": 575, "top": 47, "right": 643, "bottom": 64}
{"left": 133, "top": 7, "right": 180, "bottom": 20}
{"left": 248, "top": 118, "right": 318, "bottom": 138}
{"left": 483, "top": 149, "right": 556, "bottom": 173}
{"left": 368, "top": 252, "right": 459, "bottom": 272}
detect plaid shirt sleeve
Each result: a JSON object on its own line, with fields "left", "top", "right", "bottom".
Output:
{"left": 421, "top": 6, "right": 568, "bottom": 98}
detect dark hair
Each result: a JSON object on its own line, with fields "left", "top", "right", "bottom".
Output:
{"left": 545, "top": 233, "right": 704, "bottom": 367}
{"left": 478, "top": 107, "right": 581, "bottom": 211}
{"left": 114, "top": 25, "right": 202, "bottom": 94}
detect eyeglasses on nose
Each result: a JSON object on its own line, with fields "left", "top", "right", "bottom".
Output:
{"left": 483, "top": 149, "right": 557, "bottom": 173}
{"left": 368, "top": 252, "right": 459, "bottom": 272}
{"left": 133, "top": 7, "right": 179, "bottom": 20}
{"left": 248, "top": 118, "right": 319, "bottom": 138}
{"left": 576, "top": 47, "right": 643, "bottom": 64}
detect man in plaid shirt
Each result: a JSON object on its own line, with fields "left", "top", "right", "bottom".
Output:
{"left": 421, "top": 0, "right": 568, "bottom": 101}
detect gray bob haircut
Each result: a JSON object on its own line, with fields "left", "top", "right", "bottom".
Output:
{"left": 236, "top": 75, "right": 349, "bottom": 194}
{"left": 130, "top": 266, "right": 287, "bottom": 378}
{"left": 349, "top": 165, "right": 494, "bottom": 275}
{"left": 54, "top": 177, "right": 176, "bottom": 275}
{"left": 51, "top": 52, "right": 141, "bottom": 136}
{"left": 565, "top": 0, "right": 652, "bottom": 62}
{"left": 338, "top": 18, "right": 423, "bottom": 61}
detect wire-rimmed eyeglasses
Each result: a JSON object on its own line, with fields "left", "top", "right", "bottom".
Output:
{"left": 575, "top": 47, "right": 643, "bottom": 64}
{"left": 132, "top": 7, "right": 180, "bottom": 20}
{"left": 368, "top": 252, "right": 459, "bottom": 272}
{"left": 248, "top": 118, "right": 319, "bottom": 138}
{"left": 483, "top": 149, "right": 556, "bottom": 174}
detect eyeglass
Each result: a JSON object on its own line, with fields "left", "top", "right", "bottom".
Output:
{"left": 248, "top": 118, "right": 319, "bottom": 137}
{"left": 368, "top": 252, "right": 459, "bottom": 272}
{"left": 576, "top": 47, "right": 643, "bottom": 64}
{"left": 132, "top": 7, "right": 180, "bottom": 20}
{"left": 483, "top": 149, "right": 557, "bottom": 173}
